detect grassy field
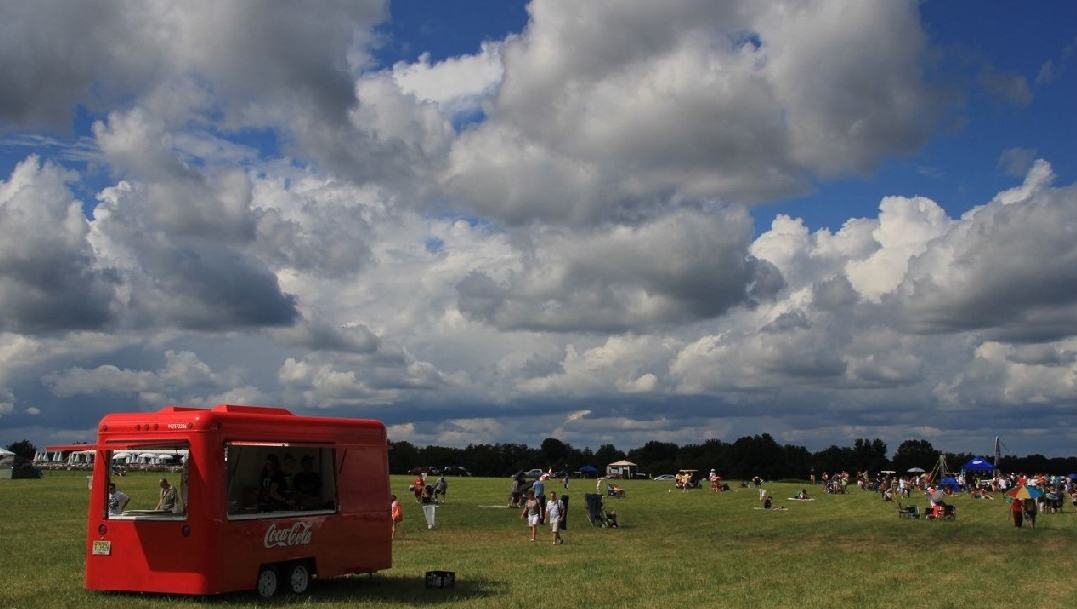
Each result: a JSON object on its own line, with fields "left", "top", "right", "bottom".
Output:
{"left": 1, "top": 471, "right": 1073, "bottom": 608}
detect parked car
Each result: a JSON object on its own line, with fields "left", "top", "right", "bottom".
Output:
{"left": 523, "top": 468, "right": 544, "bottom": 478}
{"left": 653, "top": 474, "right": 676, "bottom": 481}
{"left": 440, "top": 466, "right": 471, "bottom": 476}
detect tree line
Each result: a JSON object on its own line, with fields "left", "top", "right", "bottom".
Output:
{"left": 387, "top": 435, "right": 1077, "bottom": 479}
{"left": 8, "top": 435, "right": 1075, "bottom": 480}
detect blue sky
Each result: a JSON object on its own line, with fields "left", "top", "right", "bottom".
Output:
{"left": 1, "top": 0, "right": 1074, "bottom": 460}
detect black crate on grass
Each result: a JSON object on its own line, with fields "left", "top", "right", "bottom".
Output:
{"left": 425, "top": 571, "right": 455, "bottom": 588}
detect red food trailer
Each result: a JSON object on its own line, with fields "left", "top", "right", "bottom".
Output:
{"left": 48, "top": 404, "right": 392, "bottom": 597}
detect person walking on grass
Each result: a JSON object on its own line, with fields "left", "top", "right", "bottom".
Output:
{"left": 547, "top": 491, "right": 565, "bottom": 544}
{"left": 1010, "top": 496, "right": 1023, "bottom": 527}
{"left": 520, "top": 489, "right": 540, "bottom": 541}
{"left": 1023, "top": 498, "right": 1037, "bottom": 528}
{"left": 391, "top": 495, "right": 403, "bottom": 539}
{"left": 434, "top": 475, "right": 448, "bottom": 503}
{"left": 532, "top": 475, "right": 547, "bottom": 523}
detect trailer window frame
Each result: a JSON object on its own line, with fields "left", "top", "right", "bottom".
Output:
{"left": 87, "top": 442, "right": 191, "bottom": 521}
{"left": 224, "top": 442, "right": 337, "bottom": 520}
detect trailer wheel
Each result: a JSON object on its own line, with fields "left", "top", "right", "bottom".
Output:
{"left": 286, "top": 561, "right": 311, "bottom": 595}
{"left": 256, "top": 565, "right": 279, "bottom": 598}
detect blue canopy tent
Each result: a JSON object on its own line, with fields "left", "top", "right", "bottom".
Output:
{"left": 938, "top": 476, "right": 962, "bottom": 492}
{"left": 961, "top": 456, "right": 996, "bottom": 473}
{"left": 577, "top": 465, "right": 598, "bottom": 478}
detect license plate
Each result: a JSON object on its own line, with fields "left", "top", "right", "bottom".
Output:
{"left": 92, "top": 540, "right": 112, "bottom": 556}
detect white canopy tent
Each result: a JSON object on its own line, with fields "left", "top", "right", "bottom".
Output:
{"left": 606, "top": 460, "right": 638, "bottom": 479}
{"left": 0, "top": 448, "right": 16, "bottom": 479}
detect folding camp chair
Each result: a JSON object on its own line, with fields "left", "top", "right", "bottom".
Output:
{"left": 897, "top": 502, "right": 920, "bottom": 519}
{"left": 585, "top": 493, "right": 618, "bottom": 527}
{"left": 585, "top": 493, "right": 606, "bottom": 527}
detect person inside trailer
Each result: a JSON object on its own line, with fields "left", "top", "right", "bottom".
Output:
{"left": 292, "top": 455, "right": 323, "bottom": 509}
{"left": 257, "top": 454, "right": 290, "bottom": 511}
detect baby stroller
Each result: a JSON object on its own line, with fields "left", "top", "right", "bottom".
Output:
{"left": 585, "top": 493, "right": 619, "bottom": 528}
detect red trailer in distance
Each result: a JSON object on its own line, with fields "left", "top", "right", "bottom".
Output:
{"left": 48, "top": 404, "right": 392, "bottom": 598}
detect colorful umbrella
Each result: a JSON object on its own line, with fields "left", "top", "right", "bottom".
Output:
{"left": 1006, "top": 485, "right": 1043, "bottom": 500}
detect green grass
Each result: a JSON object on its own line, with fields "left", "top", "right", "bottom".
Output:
{"left": 1, "top": 472, "right": 1073, "bottom": 608}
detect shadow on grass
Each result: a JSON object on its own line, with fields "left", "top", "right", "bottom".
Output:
{"left": 92, "top": 572, "right": 502, "bottom": 605}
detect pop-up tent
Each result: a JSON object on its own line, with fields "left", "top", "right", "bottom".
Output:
{"left": 606, "top": 460, "right": 637, "bottom": 478}
{"left": 0, "top": 448, "right": 15, "bottom": 479}
{"left": 577, "top": 465, "right": 598, "bottom": 477}
{"left": 961, "top": 456, "right": 996, "bottom": 472}
{"left": 938, "top": 476, "right": 962, "bottom": 492}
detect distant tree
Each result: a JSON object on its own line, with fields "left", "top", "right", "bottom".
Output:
{"left": 462, "top": 443, "right": 500, "bottom": 477}
{"left": 627, "top": 441, "right": 678, "bottom": 474}
{"left": 579, "top": 446, "right": 595, "bottom": 468}
{"left": 539, "top": 437, "right": 571, "bottom": 470}
{"left": 730, "top": 434, "right": 784, "bottom": 479}
{"left": 497, "top": 443, "right": 535, "bottom": 476}
{"left": 1045, "top": 456, "right": 1077, "bottom": 475}
{"left": 852, "top": 438, "right": 889, "bottom": 473}
{"left": 813, "top": 444, "right": 854, "bottom": 478}
{"left": 891, "top": 439, "right": 936, "bottom": 474}
{"left": 6, "top": 440, "right": 37, "bottom": 460}
{"left": 678, "top": 439, "right": 731, "bottom": 475}
{"left": 593, "top": 444, "right": 624, "bottom": 471}
{"left": 420, "top": 445, "right": 462, "bottom": 469}
{"left": 387, "top": 440, "right": 420, "bottom": 474}
{"left": 1021, "top": 454, "right": 1050, "bottom": 474}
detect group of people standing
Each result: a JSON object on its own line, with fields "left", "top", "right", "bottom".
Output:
{"left": 411, "top": 473, "right": 448, "bottom": 504}
{"left": 258, "top": 453, "right": 323, "bottom": 512}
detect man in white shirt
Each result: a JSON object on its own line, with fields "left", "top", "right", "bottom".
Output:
{"left": 546, "top": 491, "right": 564, "bottom": 545}
{"left": 108, "top": 482, "right": 130, "bottom": 515}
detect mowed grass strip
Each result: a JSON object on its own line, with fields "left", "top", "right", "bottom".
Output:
{"left": 1, "top": 472, "right": 1073, "bottom": 608}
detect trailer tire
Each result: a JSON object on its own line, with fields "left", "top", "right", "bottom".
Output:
{"left": 256, "top": 565, "right": 279, "bottom": 598}
{"left": 287, "top": 561, "right": 311, "bottom": 595}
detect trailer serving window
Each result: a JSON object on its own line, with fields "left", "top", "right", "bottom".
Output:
{"left": 102, "top": 442, "right": 190, "bottom": 520}
{"left": 224, "top": 442, "right": 336, "bottom": 519}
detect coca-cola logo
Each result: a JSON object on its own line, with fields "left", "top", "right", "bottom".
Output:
{"left": 263, "top": 522, "right": 313, "bottom": 548}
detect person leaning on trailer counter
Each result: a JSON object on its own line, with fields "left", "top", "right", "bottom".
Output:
{"left": 108, "top": 482, "right": 130, "bottom": 515}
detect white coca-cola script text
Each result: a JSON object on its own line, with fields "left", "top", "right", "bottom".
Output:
{"left": 263, "top": 522, "right": 314, "bottom": 548}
